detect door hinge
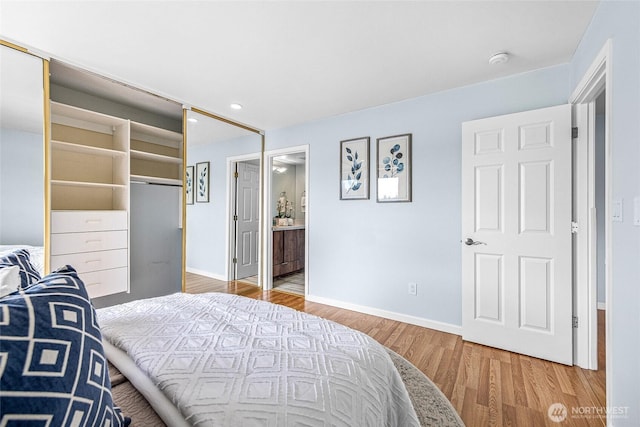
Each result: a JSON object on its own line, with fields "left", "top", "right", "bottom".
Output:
{"left": 572, "top": 316, "right": 579, "bottom": 328}
{"left": 233, "top": 215, "right": 238, "bottom": 221}
{"left": 571, "top": 221, "right": 579, "bottom": 233}
{"left": 234, "top": 171, "right": 239, "bottom": 178}
{"left": 572, "top": 127, "right": 578, "bottom": 138}
{"left": 232, "top": 257, "right": 237, "bottom": 264}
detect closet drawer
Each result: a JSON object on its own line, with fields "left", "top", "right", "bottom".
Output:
{"left": 80, "top": 267, "right": 128, "bottom": 299}
{"left": 51, "top": 249, "right": 128, "bottom": 274}
{"left": 51, "top": 231, "right": 128, "bottom": 255}
{"left": 52, "top": 210, "right": 127, "bottom": 233}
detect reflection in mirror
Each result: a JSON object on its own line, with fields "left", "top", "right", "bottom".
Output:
{"left": 0, "top": 44, "right": 44, "bottom": 247}
{"left": 186, "top": 110, "right": 262, "bottom": 287}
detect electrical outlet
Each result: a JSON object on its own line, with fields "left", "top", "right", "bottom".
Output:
{"left": 408, "top": 282, "right": 417, "bottom": 296}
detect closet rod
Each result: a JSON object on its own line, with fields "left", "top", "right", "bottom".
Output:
{"left": 130, "top": 181, "right": 182, "bottom": 188}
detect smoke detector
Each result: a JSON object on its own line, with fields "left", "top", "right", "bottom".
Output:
{"left": 488, "top": 52, "right": 510, "bottom": 65}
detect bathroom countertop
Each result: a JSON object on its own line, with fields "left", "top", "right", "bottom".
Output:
{"left": 272, "top": 225, "right": 305, "bottom": 231}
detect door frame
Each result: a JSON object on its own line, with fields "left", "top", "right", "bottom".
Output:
{"left": 262, "top": 144, "right": 309, "bottom": 293}
{"left": 570, "top": 38, "right": 611, "bottom": 384}
{"left": 226, "top": 152, "right": 262, "bottom": 284}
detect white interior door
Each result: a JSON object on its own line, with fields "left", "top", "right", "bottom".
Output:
{"left": 235, "top": 162, "right": 260, "bottom": 279}
{"left": 461, "top": 104, "right": 573, "bottom": 365}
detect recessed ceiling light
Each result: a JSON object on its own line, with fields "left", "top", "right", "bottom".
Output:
{"left": 488, "top": 52, "right": 510, "bottom": 65}
{"left": 230, "top": 103, "right": 243, "bottom": 110}
{"left": 187, "top": 117, "right": 198, "bottom": 123}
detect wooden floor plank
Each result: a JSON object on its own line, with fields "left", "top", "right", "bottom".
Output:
{"left": 184, "top": 273, "right": 606, "bottom": 426}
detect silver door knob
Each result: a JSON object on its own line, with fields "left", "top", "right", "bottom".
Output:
{"left": 463, "top": 238, "right": 486, "bottom": 246}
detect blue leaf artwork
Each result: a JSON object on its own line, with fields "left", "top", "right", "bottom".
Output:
{"left": 382, "top": 144, "right": 405, "bottom": 178}
{"left": 340, "top": 137, "right": 369, "bottom": 200}
{"left": 186, "top": 166, "right": 194, "bottom": 204}
{"left": 377, "top": 134, "right": 411, "bottom": 202}
{"left": 198, "top": 166, "right": 207, "bottom": 197}
{"left": 345, "top": 146, "right": 364, "bottom": 193}
{"left": 196, "top": 162, "right": 210, "bottom": 202}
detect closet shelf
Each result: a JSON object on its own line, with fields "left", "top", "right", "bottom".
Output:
{"left": 52, "top": 140, "right": 127, "bottom": 157}
{"left": 130, "top": 149, "right": 182, "bottom": 164}
{"left": 51, "top": 180, "right": 127, "bottom": 189}
{"left": 130, "top": 121, "right": 182, "bottom": 148}
{"left": 130, "top": 174, "right": 182, "bottom": 186}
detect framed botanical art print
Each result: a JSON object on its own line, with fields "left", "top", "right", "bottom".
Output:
{"left": 340, "top": 137, "right": 370, "bottom": 200}
{"left": 196, "top": 161, "right": 210, "bottom": 203}
{"left": 186, "top": 165, "right": 194, "bottom": 205}
{"left": 376, "top": 134, "right": 412, "bottom": 202}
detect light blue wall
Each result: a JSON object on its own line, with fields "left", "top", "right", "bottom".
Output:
{"left": 186, "top": 135, "right": 261, "bottom": 277}
{"left": 571, "top": 1, "right": 640, "bottom": 425}
{"left": 265, "top": 64, "right": 571, "bottom": 326}
{"left": 0, "top": 128, "right": 44, "bottom": 245}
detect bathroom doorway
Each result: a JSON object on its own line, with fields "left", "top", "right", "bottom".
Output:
{"left": 264, "top": 146, "right": 309, "bottom": 295}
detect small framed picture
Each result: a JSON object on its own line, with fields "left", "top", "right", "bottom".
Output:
{"left": 376, "top": 134, "right": 412, "bottom": 203}
{"left": 196, "top": 161, "right": 210, "bottom": 203}
{"left": 185, "top": 165, "right": 194, "bottom": 205}
{"left": 340, "top": 137, "right": 370, "bottom": 200}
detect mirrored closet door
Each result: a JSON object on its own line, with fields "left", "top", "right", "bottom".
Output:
{"left": 184, "top": 109, "right": 263, "bottom": 289}
{"left": 0, "top": 43, "right": 45, "bottom": 251}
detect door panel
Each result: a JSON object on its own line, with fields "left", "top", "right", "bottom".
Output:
{"left": 474, "top": 253, "right": 503, "bottom": 323}
{"left": 475, "top": 165, "right": 503, "bottom": 232}
{"left": 235, "top": 162, "right": 260, "bottom": 279}
{"left": 462, "top": 104, "right": 572, "bottom": 365}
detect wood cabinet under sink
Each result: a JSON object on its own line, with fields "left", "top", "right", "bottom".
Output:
{"left": 273, "top": 229, "right": 305, "bottom": 277}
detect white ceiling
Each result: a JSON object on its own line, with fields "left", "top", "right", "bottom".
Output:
{"left": 0, "top": 1, "right": 599, "bottom": 132}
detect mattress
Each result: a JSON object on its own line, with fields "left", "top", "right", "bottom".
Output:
{"left": 98, "top": 292, "right": 420, "bottom": 426}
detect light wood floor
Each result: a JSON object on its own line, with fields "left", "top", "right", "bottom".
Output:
{"left": 186, "top": 273, "right": 606, "bottom": 427}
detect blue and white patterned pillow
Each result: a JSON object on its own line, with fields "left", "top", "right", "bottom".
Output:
{"left": 0, "top": 265, "right": 128, "bottom": 426}
{"left": 0, "top": 249, "right": 41, "bottom": 290}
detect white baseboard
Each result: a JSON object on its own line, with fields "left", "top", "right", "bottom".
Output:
{"left": 305, "top": 294, "right": 462, "bottom": 336}
{"left": 186, "top": 267, "right": 227, "bottom": 282}
{"left": 597, "top": 302, "right": 606, "bottom": 310}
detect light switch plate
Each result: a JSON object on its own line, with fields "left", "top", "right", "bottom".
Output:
{"left": 634, "top": 197, "right": 640, "bottom": 226}
{"left": 612, "top": 200, "right": 623, "bottom": 222}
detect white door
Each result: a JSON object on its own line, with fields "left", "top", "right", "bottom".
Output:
{"left": 235, "top": 162, "right": 260, "bottom": 279}
{"left": 461, "top": 104, "right": 573, "bottom": 365}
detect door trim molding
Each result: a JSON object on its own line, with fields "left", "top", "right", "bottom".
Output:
{"left": 226, "top": 152, "right": 262, "bottom": 283}
{"left": 262, "top": 145, "right": 309, "bottom": 293}
{"left": 569, "top": 38, "right": 611, "bottom": 411}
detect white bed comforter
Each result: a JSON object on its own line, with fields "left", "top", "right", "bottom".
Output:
{"left": 97, "top": 293, "right": 420, "bottom": 427}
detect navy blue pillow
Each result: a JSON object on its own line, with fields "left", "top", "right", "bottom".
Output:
{"left": 0, "top": 249, "right": 41, "bottom": 290}
{"left": 0, "top": 265, "right": 127, "bottom": 426}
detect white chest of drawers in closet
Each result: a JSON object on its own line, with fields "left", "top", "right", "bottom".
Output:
{"left": 50, "top": 210, "right": 129, "bottom": 298}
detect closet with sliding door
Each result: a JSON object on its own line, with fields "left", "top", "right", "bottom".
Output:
{"left": 48, "top": 60, "right": 184, "bottom": 306}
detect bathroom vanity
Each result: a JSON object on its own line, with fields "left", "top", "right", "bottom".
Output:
{"left": 272, "top": 226, "right": 305, "bottom": 277}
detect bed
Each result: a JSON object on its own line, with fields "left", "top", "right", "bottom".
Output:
{"left": 97, "top": 292, "right": 420, "bottom": 426}
{"left": 1, "top": 253, "right": 463, "bottom": 426}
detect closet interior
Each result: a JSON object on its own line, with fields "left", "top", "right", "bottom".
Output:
{"left": 48, "top": 61, "right": 184, "bottom": 304}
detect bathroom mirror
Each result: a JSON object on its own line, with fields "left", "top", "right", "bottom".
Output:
{"left": 185, "top": 109, "right": 263, "bottom": 287}
{"left": 0, "top": 43, "right": 45, "bottom": 246}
